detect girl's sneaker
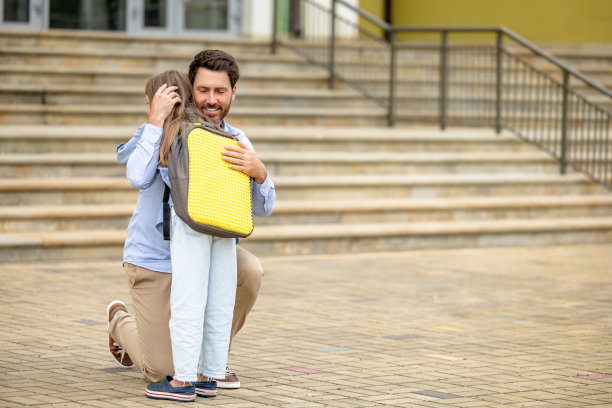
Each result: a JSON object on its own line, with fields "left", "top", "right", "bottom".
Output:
{"left": 194, "top": 379, "right": 218, "bottom": 397}
{"left": 145, "top": 376, "right": 196, "bottom": 402}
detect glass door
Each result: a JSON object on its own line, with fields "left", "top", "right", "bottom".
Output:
{"left": 178, "top": 0, "right": 240, "bottom": 37}
{"left": 49, "top": 0, "right": 127, "bottom": 31}
{"left": 128, "top": 0, "right": 240, "bottom": 37}
{"left": 0, "top": 0, "right": 46, "bottom": 30}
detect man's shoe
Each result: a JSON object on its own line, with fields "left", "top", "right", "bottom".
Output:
{"left": 106, "top": 300, "right": 134, "bottom": 368}
{"left": 145, "top": 376, "right": 196, "bottom": 402}
{"left": 194, "top": 379, "right": 217, "bottom": 397}
{"left": 216, "top": 367, "right": 240, "bottom": 389}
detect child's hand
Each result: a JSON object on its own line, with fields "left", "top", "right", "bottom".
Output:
{"left": 147, "top": 84, "right": 181, "bottom": 128}
{"left": 223, "top": 141, "right": 268, "bottom": 184}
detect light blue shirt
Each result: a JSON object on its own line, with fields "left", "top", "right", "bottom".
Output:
{"left": 118, "top": 122, "right": 276, "bottom": 273}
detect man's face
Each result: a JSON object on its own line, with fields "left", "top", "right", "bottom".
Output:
{"left": 192, "top": 67, "right": 236, "bottom": 124}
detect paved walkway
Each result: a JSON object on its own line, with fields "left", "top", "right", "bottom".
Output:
{"left": 1, "top": 244, "right": 611, "bottom": 407}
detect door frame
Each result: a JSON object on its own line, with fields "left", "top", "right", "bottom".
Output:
{"left": 127, "top": 0, "right": 174, "bottom": 35}
{"left": 0, "top": 0, "right": 47, "bottom": 30}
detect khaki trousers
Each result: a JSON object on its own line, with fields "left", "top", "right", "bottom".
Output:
{"left": 108, "top": 246, "right": 263, "bottom": 382}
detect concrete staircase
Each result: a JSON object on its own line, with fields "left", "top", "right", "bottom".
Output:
{"left": 1, "top": 29, "right": 611, "bottom": 263}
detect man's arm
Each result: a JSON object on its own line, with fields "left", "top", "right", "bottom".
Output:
{"left": 222, "top": 133, "right": 275, "bottom": 217}
{"left": 125, "top": 124, "right": 163, "bottom": 189}
{"left": 251, "top": 174, "right": 275, "bottom": 217}
{"left": 222, "top": 141, "right": 267, "bottom": 184}
{"left": 122, "top": 84, "right": 181, "bottom": 189}
{"left": 119, "top": 84, "right": 181, "bottom": 166}
{"left": 117, "top": 122, "right": 147, "bottom": 166}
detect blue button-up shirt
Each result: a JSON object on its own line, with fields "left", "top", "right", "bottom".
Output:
{"left": 118, "top": 122, "right": 276, "bottom": 273}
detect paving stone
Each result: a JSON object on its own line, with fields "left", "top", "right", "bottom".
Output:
{"left": 1, "top": 245, "right": 612, "bottom": 407}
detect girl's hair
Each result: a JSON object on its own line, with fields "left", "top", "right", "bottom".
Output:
{"left": 145, "top": 70, "right": 193, "bottom": 166}
{"left": 145, "top": 70, "right": 235, "bottom": 167}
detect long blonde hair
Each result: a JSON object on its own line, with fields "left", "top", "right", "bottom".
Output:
{"left": 144, "top": 70, "right": 194, "bottom": 166}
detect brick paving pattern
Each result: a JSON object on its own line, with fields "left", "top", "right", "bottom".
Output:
{"left": 1, "top": 244, "right": 611, "bottom": 407}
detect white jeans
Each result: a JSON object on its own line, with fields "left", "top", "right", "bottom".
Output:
{"left": 169, "top": 211, "right": 237, "bottom": 382}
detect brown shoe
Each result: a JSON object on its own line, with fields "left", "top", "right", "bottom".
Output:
{"left": 106, "top": 300, "right": 134, "bottom": 368}
{"left": 216, "top": 367, "right": 240, "bottom": 389}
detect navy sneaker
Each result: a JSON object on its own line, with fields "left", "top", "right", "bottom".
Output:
{"left": 194, "top": 379, "right": 217, "bottom": 397}
{"left": 145, "top": 376, "right": 196, "bottom": 402}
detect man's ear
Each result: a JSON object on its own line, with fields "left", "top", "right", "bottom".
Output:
{"left": 231, "top": 85, "right": 237, "bottom": 102}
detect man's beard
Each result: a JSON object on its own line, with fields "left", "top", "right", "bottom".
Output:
{"left": 201, "top": 101, "right": 231, "bottom": 125}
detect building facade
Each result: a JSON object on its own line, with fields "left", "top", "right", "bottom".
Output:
{"left": 0, "top": 0, "right": 274, "bottom": 37}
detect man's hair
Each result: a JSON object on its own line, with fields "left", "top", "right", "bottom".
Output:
{"left": 188, "top": 49, "right": 240, "bottom": 88}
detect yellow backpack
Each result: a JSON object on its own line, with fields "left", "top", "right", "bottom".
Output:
{"left": 163, "top": 122, "right": 253, "bottom": 239}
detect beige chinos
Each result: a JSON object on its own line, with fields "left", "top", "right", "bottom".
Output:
{"left": 108, "top": 246, "right": 263, "bottom": 382}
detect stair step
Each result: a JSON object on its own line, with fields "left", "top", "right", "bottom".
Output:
{"left": 0, "top": 151, "right": 560, "bottom": 178}
{"left": 0, "top": 84, "right": 373, "bottom": 108}
{"left": 0, "top": 178, "right": 136, "bottom": 205}
{"left": 0, "top": 29, "right": 275, "bottom": 53}
{"left": 0, "top": 204, "right": 134, "bottom": 232}
{"left": 0, "top": 46, "right": 312, "bottom": 71}
{"left": 261, "top": 152, "right": 558, "bottom": 176}
{"left": 242, "top": 217, "right": 612, "bottom": 256}
{"left": 264, "top": 195, "right": 612, "bottom": 225}
{"left": 272, "top": 173, "right": 605, "bottom": 199}
{"left": 0, "top": 174, "right": 605, "bottom": 206}
{"left": 5, "top": 83, "right": 609, "bottom": 111}
{"left": 0, "top": 125, "right": 600, "bottom": 154}
{"left": 3, "top": 29, "right": 611, "bottom": 65}
{"left": 0, "top": 65, "right": 330, "bottom": 88}
{"left": 2, "top": 196, "right": 612, "bottom": 232}
{"left": 0, "top": 104, "right": 387, "bottom": 126}
{"left": 2, "top": 103, "right": 606, "bottom": 127}
{"left": 4, "top": 64, "right": 609, "bottom": 96}
{"left": 2, "top": 217, "right": 611, "bottom": 262}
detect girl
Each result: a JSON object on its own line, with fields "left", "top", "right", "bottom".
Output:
{"left": 127, "top": 70, "right": 237, "bottom": 402}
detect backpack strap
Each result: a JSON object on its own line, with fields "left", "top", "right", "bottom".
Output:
{"left": 162, "top": 182, "right": 171, "bottom": 241}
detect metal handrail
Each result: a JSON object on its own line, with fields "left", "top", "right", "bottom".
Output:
{"left": 272, "top": 0, "right": 612, "bottom": 189}
{"left": 336, "top": 0, "right": 612, "bottom": 99}
{"left": 498, "top": 27, "right": 612, "bottom": 98}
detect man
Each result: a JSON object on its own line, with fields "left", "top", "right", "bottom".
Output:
{"left": 107, "top": 49, "right": 275, "bottom": 391}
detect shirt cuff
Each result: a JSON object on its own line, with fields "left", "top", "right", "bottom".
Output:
{"left": 254, "top": 174, "right": 273, "bottom": 198}
{"left": 142, "top": 123, "right": 164, "bottom": 145}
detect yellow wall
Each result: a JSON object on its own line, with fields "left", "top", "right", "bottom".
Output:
{"left": 361, "top": 0, "right": 612, "bottom": 44}
{"left": 357, "top": 0, "right": 387, "bottom": 38}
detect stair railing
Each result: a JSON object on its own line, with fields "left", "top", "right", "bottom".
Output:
{"left": 271, "top": 0, "right": 611, "bottom": 190}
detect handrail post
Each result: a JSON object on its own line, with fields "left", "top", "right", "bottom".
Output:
{"left": 439, "top": 30, "right": 448, "bottom": 130}
{"left": 388, "top": 30, "right": 396, "bottom": 127}
{"left": 329, "top": 0, "right": 337, "bottom": 89}
{"left": 495, "top": 30, "right": 502, "bottom": 134}
{"left": 271, "top": 0, "right": 278, "bottom": 54}
{"left": 560, "top": 70, "right": 569, "bottom": 174}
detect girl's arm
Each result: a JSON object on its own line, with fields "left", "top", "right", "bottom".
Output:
{"left": 125, "top": 124, "right": 163, "bottom": 189}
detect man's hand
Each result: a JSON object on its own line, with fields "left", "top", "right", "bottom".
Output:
{"left": 222, "top": 141, "right": 268, "bottom": 184}
{"left": 147, "top": 84, "right": 181, "bottom": 128}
